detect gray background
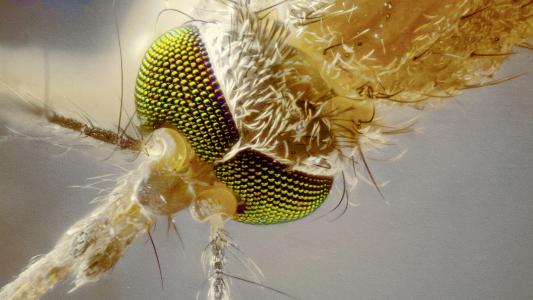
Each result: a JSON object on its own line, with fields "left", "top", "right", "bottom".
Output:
{"left": 1, "top": 1, "right": 532, "bottom": 299}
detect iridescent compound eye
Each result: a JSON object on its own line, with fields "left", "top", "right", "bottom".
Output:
{"left": 215, "top": 150, "right": 333, "bottom": 224}
{"left": 135, "top": 26, "right": 239, "bottom": 161}
{"left": 135, "top": 26, "right": 333, "bottom": 224}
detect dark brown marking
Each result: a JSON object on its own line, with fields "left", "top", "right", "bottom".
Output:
{"left": 46, "top": 113, "right": 140, "bottom": 150}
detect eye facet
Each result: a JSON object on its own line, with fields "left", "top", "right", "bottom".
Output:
{"left": 215, "top": 149, "right": 333, "bottom": 224}
{"left": 135, "top": 26, "right": 239, "bottom": 161}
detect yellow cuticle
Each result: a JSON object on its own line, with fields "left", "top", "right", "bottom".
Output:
{"left": 137, "top": 128, "right": 237, "bottom": 219}
{"left": 133, "top": 128, "right": 196, "bottom": 216}
{"left": 191, "top": 183, "right": 238, "bottom": 223}
{"left": 144, "top": 128, "right": 193, "bottom": 173}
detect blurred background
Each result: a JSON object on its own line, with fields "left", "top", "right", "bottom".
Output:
{"left": 1, "top": 0, "right": 533, "bottom": 299}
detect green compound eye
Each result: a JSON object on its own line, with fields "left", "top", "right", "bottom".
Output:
{"left": 135, "top": 26, "right": 333, "bottom": 224}
{"left": 215, "top": 150, "right": 333, "bottom": 224}
{"left": 135, "top": 26, "right": 239, "bottom": 161}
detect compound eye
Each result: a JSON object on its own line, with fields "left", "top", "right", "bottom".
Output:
{"left": 135, "top": 26, "right": 239, "bottom": 161}
{"left": 215, "top": 149, "right": 333, "bottom": 224}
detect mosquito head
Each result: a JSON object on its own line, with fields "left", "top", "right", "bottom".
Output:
{"left": 135, "top": 25, "right": 333, "bottom": 224}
